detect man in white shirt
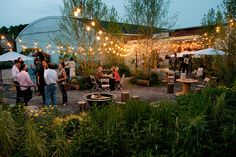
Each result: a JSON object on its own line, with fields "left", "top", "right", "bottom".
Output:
{"left": 43, "top": 62, "right": 58, "bottom": 106}
{"left": 11, "top": 59, "right": 21, "bottom": 103}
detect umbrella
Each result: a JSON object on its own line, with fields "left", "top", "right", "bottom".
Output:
{"left": 170, "top": 51, "right": 195, "bottom": 57}
{"left": 193, "top": 48, "right": 225, "bottom": 56}
{"left": 0, "top": 51, "right": 33, "bottom": 62}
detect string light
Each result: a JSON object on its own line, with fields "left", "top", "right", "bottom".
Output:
{"left": 91, "top": 21, "right": 96, "bottom": 27}
{"left": 86, "top": 26, "right": 91, "bottom": 31}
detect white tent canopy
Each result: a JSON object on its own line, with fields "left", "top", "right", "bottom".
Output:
{"left": 171, "top": 51, "right": 195, "bottom": 57}
{"left": 193, "top": 48, "right": 225, "bottom": 56}
{"left": 0, "top": 51, "right": 33, "bottom": 62}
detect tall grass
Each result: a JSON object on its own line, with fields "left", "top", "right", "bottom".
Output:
{"left": 0, "top": 107, "right": 19, "bottom": 156}
{"left": 23, "top": 120, "right": 48, "bottom": 157}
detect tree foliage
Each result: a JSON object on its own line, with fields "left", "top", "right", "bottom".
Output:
{"left": 201, "top": 0, "right": 236, "bottom": 86}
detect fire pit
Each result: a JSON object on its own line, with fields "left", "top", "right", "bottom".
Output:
{"left": 83, "top": 93, "right": 116, "bottom": 106}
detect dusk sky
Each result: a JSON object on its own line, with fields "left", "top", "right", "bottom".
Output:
{"left": 0, "top": 0, "right": 222, "bottom": 28}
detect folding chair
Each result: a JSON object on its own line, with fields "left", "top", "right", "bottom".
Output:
{"left": 89, "top": 75, "right": 101, "bottom": 91}
{"left": 100, "top": 78, "right": 110, "bottom": 91}
{"left": 195, "top": 77, "right": 210, "bottom": 91}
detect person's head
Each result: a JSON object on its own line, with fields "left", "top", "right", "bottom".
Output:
{"left": 97, "top": 67, "right": 103, "bottom": 72}
{"left": 58, "top": 62, "right": 65, "bottom": 70}
{"left": 48, "top": 63, "right": 54, "bottom": 69}
{"left": 19, "top": 64, "right": 27, "bottom": 71}
{"left": 111, "top": 66, "right": 116, "bottom": 72}
{"left": 42, "top": 60, "right": 48, "bottom": 69}
{"left": 17, "top": 57, "right": 24, "bottom": 64}
{"left": 14, "top": 59, "right": 21, "bottom": 67}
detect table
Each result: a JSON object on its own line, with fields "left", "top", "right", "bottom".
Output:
{"left": 176, "top": 78, "right": 198, "bottom": 95}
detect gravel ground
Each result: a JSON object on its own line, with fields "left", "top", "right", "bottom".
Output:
{"left": 1, "top": 69, "right": 193, "bottom": 114}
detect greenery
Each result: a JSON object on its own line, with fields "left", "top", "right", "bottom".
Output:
{"left": 103, "top": 62, "right": 131, "bottom": 77}
{"left": 134, "top": 70, "right": 160, "bottom": 85}
{"left": 201, "top": 0, "right": 236, "bottom": 86}
{"left": 0, "top": 61, "right": 13, "bottom": 70}
{"left": 0, "top": 86, "right": 235, "bottom": 156}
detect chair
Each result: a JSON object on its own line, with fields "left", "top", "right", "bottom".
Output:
{"left": 196, "top": 68, "right": 204, "bottom": 81}
{"left": 195, "top": 77, "right": 210, "bottom": 91}
{"left": 100, "top": 78, "right": 110, "bottom": 91}
{"left": 89, "top": 75, "right": 101, "bottom": 91}
{"left": 115, "top": 74, "right": 125, "bottom": 90}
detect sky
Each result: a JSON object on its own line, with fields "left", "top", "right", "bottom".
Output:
{"left": 0, "top": 0, "right": 222, "bottom": 29}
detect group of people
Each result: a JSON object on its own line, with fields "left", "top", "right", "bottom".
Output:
{"left": 11, "top": 57, "right": 68, "bottom": 106}
{"left": 171, "top": 53, "right": 192, "bottom": 74}
{"left": 96, "top": 66, "right": 121, "bottom": 90}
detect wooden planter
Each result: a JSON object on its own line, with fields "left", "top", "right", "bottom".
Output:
{"left": 136, "top": 79, "right": 150, "bottom": 86}
{"left": 70, "top": 84, "right": 80, "bottom": 90}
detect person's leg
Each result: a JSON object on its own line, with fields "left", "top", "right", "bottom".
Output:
{"left": 44, "top": 85, "right": 50, "bottom": 106}
{"left": 51, "top": 84, "right": 57, "bottom": 106}
{"left": 24, "top": 88, "right": 32, "bottom": 105}
{"left": 60, "top": 84, "right": 67, "bottom": 104}
{"left": 42, "top": 84, "right": 45, "bottom": 104}
{"left": 14, "top": 81, "right": 21, "bottom": 103}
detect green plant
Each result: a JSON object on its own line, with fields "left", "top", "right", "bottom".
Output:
{"left": 149, "top": 72, "right": 160, "bottom": 85}
{"left": 0, "top": 107, "right": 19, "bottom": 156}
{"left": 0, "top": 61, "right": 13, "bottom": 70}
{"left": 50, "top": 127, "right": 72, "bottom": 157}
{"left": 23, "top": 120, "right": 48, "bottom": 157}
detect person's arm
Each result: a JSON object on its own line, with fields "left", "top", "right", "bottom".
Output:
{"left": 11, "top": 66, "right": 18, "bottom": 81}
{"left": 25, "top": 72, "right": 33, "bottom": 86}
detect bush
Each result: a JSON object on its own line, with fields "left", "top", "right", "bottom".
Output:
{"left": 0, "top": 61, "right": 13, "bottom": 70}
{"left": 149, "top": 72, "right": 160, "bottom": 85}
{"left": 103, "top": 63, "right": 131, "bottom": 77}
{"left": 0, "top": 86, "right": 235, "bottom": 156}
{"left": 134, "top": 71, "right": 160, "bottom": 85}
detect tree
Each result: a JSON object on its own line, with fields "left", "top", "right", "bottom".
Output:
{"left": 55, "top": 0, "right": 110, "bottom": 75}
{"left": 201, "top": 0, "right": 236, "bottom": 86}
{"left": 124, "top": 0, "right": 176, "bottom": 71}
{"left": 0, "top": 26, "right": 8, "bottom": 34}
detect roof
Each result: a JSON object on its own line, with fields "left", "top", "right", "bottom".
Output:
{"left": 77, "top": 18, "right": 169, "bottom": 35}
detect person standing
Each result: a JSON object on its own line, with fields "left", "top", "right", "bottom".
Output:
{"left": 16, "top": 64, "right": 34, "bottom": 105}
{"left": 11, "top": 59, "right": 21, "bottom": 103}
{"left": 183, "top": 55, "right": 190, "bottom": 74}
{"left": 178, "top": 56, "right": 184, "bottom": 73}
{"left": 44, "top": 62, "right": 58, "bottom": 106}
{"left": 57, "top": 62, "right": 68, "bottom": 106}
{"left": 38, "top": 60, "right": 46, "bottom": 104}
{"left": 173, "top": 53, "right": 177, "bottom": 71}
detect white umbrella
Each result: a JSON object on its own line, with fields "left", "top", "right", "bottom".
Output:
{"left": 170, "top": 51, "right": 195, "bottom": 57}
{"left": 0, "top": 51, "right": 33, "bottom": 62}
{"left": 193, "top": 48, "right": 225, "bottom": 56}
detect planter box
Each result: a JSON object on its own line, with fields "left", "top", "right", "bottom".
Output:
{"left": 136, "top": 79, "right": 150, "bottom": 86}
{"left": 70, "top": 84, "right": 80, "bottom": 90}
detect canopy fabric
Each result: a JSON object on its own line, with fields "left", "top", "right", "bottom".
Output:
{"left": 193, "top": 48, "right": 225, "bottom": 56}
{"left": 170, "top": 51, "right": 195, "bottom": 57}
{"left": 0, "top": 51, "right": 33, "bottom": 62}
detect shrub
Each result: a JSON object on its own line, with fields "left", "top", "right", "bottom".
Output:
{"left": 149, "top": 72, "right": 160, "bottom": 85}
{"left": 0, "top": 107, "right": 19, "bottom": 156}
{"left": 0, "top": 61, "right": 13, "bottom": 70}
{"left": 103, "top": 63, "right": 131, "bottom": 77}
{"left": 23, "top": 120, "right": 48, "bottom": 157}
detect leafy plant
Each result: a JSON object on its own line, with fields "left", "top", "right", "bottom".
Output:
{"left": 0, "top": 107, "right": 19, "bottom": 156}
{"left": 23, "top": 120, "right": 48, "bottom": 157}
